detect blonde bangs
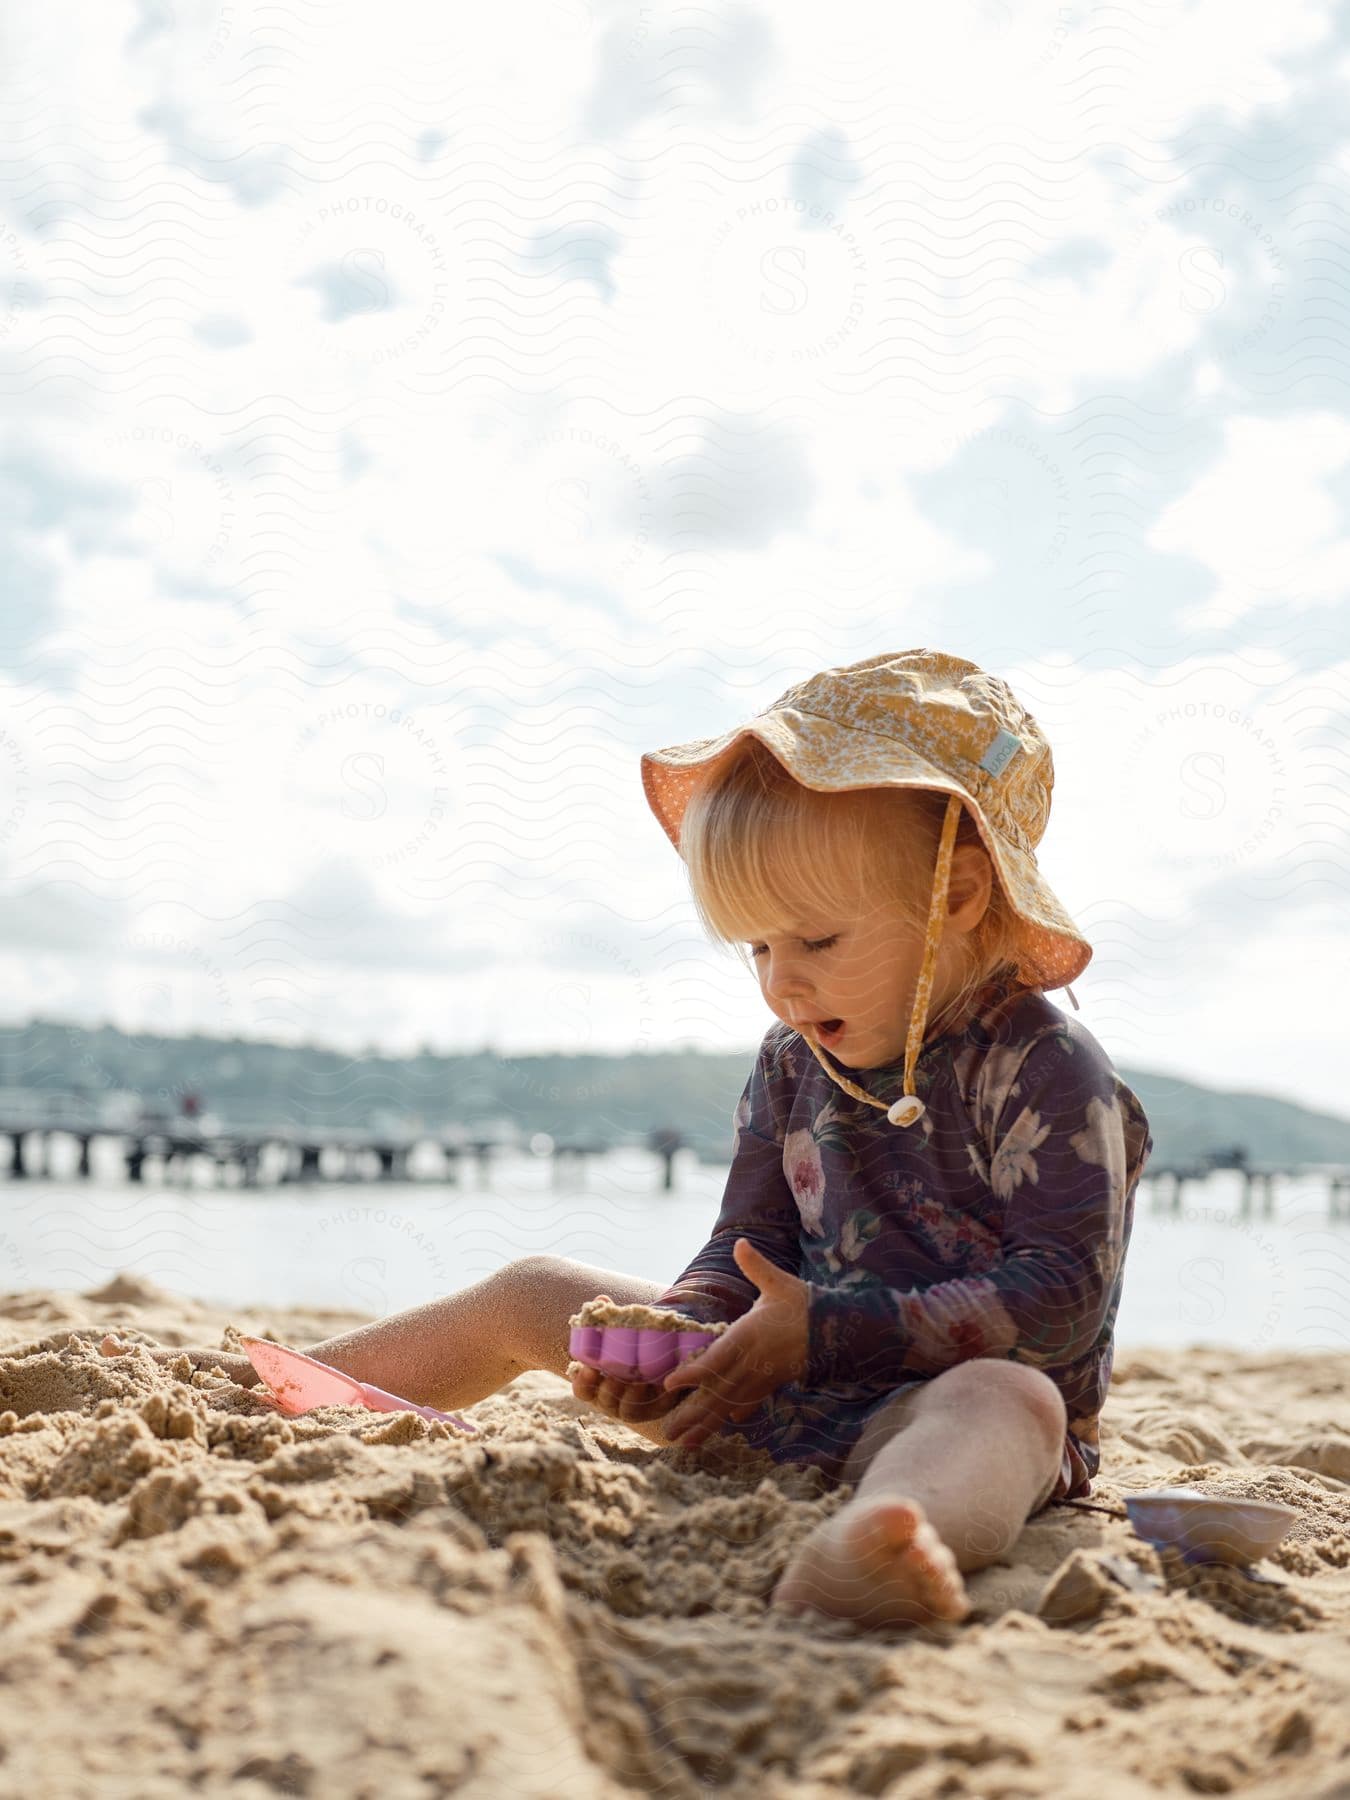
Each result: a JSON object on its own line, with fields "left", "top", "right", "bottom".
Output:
{"left": 677, "top": 739, "right": 894, "bottom": 970}
{"left": 674, "top": 736, "right": 1032, "bottom": 1017}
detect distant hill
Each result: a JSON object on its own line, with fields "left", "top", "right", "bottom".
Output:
{"left": 1117, "top": 1069, "right": 1350, "bottom": 1169}
{"left": 0, "top": 1016, "right": 1346, "bottom": 1171}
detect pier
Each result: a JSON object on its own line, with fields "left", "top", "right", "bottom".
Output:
{"left": 0, "top": 1091, "right": 693, "bottom": 1192}
{"left": 3, "top": 1092, "right": 1347, "bottom": 1219}
{"left": 1143, "top": 1144, "right": 1350, "bottom": 1225}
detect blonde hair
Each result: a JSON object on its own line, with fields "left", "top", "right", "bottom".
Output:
{"left": 678, "top": 738, "right": 1029, "bottom": 1036}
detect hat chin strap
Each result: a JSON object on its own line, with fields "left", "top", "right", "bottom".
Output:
{"left": 799, "top": 792, "right": 962, "bottom": 1129}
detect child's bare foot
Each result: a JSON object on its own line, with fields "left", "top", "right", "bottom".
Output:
{"left": 771, "top": 1496, "right": 972, "bottom": 1630}
{"left": 99, "top": 1335, "right": 260, "bottom": 1387}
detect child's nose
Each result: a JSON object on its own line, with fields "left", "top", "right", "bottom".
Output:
{"left": 763, "top": 962, "right": 813, "bottom": 1003}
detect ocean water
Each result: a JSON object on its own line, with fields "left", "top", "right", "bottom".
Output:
{"left": 0, "top": 1141, "right": 1346, "bottom": 1355}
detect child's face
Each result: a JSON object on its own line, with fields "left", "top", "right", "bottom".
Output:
{"left": 747, "top": 887, "right": 968, "bottom": 1070}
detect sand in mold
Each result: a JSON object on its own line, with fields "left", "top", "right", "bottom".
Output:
{"left": 568, "top": 1298, "right": 730, "bottom": 1335}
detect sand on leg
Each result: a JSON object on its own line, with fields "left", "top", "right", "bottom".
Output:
{"left": 296, "top": 1255, "right": 668, "bottom": 1413}
{"left": 771, "top": 1358, "right": 1066, "bottom": 1630}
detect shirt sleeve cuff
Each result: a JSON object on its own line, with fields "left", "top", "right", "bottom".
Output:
{"left": 804, "top": 1283, "right": 851, "bottom": 1387}
{"left": 653, "top": 1285, "right": 737, "bottom": 1326}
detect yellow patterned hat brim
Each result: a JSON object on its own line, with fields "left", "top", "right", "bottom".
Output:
{"left": 641, "top": 714, "right": 1092, "bottom": 993}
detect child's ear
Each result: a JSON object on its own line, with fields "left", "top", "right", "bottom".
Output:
{"left": 946, "top": 844, "right": 993, "bottom": 925}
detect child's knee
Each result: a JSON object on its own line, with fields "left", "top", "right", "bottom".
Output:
{"left": 923, "top": 1359, "right": 1066, "bottom": 1467}
{"left": 500, "top": 1253, "right": 580, "bottom": 1296}
{"left": 1006, "top": 1365, "right": 1067, "bottom": 1451}
{"left": 1030, "top": 1370, "right": 1068, "bottom": 1441}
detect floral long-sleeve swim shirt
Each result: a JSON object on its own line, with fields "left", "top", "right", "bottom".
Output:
{"left": 655, "top": 970, "right": 1154, "bottom": 1504}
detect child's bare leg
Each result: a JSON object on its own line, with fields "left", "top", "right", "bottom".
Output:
{"left": 772, "top": 1360, "right": 1066, "bottom": 1630}
{"left": 104, "top": 1256, "right": 667, "bottom": 1423}
{"left": 301, "top": 1254, "right": 667, "bottom": 1412}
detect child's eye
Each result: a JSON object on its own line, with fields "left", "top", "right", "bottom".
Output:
{"left": 749, "top": 935, "right": 838, "bottom": 957}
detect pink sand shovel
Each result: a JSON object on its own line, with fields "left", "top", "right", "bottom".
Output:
{"left": 241, "top": 1336, "right": 477, "bottom": 1433}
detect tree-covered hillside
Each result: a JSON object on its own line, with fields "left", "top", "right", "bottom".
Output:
{"left": 2, "top": 1017, "right": 1346, "bottom": 1172}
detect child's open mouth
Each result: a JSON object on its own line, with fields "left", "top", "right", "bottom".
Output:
{"left": 817, "top": 1019, "right": 844, "bottom": 1043}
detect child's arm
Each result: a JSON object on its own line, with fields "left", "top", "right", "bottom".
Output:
{"left": 802, "top": 1026, "right": 1154, "bottom": 1390}
{"left": 654, "top": 1029, "right": 802, "bottom": 1326}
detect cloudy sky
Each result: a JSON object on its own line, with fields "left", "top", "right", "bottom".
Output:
{"left": 1, "top": 0, "right": 1346, "bottom": 1117}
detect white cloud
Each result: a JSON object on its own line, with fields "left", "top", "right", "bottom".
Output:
{"left": 1, "top": 0, "right": 1347, "bottom": 1127}
{"left": 1153, "top": 414, "right": 1350, "bottom": 625}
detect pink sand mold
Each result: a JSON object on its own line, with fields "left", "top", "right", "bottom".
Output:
{"left": 567, "top": 1322, "right": 720, "bottom": 1382}
{"left": 241, "top": 1336, "right": 477, "bottom": 1433}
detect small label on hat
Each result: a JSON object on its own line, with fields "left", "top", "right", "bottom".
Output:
{"left": 980, "top": 729, "right": 1022, "bottom": 777}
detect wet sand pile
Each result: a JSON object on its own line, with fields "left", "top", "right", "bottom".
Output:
{"left": 2, "top": 1273, "right": 1349, "bottom": 1798}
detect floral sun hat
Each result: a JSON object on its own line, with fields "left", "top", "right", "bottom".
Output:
{"left": 641, "top": 648, "right": 1092, "bottom": 1130}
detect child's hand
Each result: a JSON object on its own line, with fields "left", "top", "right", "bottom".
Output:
{"left": 568, "top": 1362, "right": 685, "bottom": 1440}
{"left": 568, "top": 1294, "right": 688, "bottom": 1445}
{"left": 660, "top": 1240, "right": 809, "bottom": 1449}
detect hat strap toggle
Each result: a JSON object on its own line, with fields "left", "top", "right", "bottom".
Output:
{"left": 798, "top": 793, "right": 963, "bottom": 1129}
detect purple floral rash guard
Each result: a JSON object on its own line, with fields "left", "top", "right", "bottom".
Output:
{"left": 655, "top": 972, "right": 1154, "bottom": 1503}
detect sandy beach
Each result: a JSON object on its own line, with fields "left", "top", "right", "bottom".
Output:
{"left": 2, "top": 1273, "right": 1348, "bottom": 1799}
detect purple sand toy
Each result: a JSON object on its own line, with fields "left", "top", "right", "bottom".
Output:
{"left": 241, "top": 1336, "right": 476, "bottom": 1432}
{"left": 567, "top": 1319, "right": 721, "bottom": 1383}
{"left": 1122, "top": 1486, "right": 1297, "bottom": 1566}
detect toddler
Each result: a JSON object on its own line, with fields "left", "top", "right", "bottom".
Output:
{"left": 105, "top": 649, "right": 1153, "bottom": 1633}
